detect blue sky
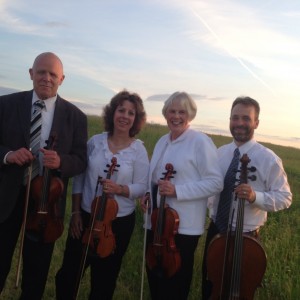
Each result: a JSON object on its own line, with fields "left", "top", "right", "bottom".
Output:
{"left": 1, "top": 0, "right": 299, "bottom": 148}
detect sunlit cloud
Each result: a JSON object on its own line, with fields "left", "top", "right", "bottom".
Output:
{"left": 185, "top": 2, "right": 277, "bottom": 95}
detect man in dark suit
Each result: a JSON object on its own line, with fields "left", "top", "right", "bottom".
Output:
{"left": 0, "top": 52, "right": 88, "bottom": 299}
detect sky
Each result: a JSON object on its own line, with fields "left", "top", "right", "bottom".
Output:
{"left": 1, "top": 0, "right": 300, "bottom": 148}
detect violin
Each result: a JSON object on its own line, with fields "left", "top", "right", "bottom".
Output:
{"left": 26, "top": 135, "right": 64, "bottom": 243}
{"left": 146, "top": 163, "right": 181, "bottom": 278}
{"left": 82, "top": 157, "right": 119, "bottom": 258}
{"left": 207, "top": 154, "right": 267, "bottom": 300}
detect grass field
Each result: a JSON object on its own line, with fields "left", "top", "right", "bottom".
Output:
{"left": 2, "top": 115, "right": 300, "bottom": 299}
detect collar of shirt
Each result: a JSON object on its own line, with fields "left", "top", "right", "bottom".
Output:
{"left": 235, "top": 139, "right": 257, "bottom": 155}
{"left": 32, "top": 91, "right": 57, "bottom": 113}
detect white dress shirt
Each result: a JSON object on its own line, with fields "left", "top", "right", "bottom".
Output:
{"left": 208, "top": 139, "right": 292, "bottom": 231}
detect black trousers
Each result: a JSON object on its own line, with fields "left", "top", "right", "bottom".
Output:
{"left": 0, "top": 188, "right": 24, "bottom": 294}
{"left": 146, "top": 230, "right": 200, "bottom": 300}
{"left": 0, "top": 187, "right": 55, "bottom": 300}
{"left": 56, "top": 209, "right": 135, "bottom": 300}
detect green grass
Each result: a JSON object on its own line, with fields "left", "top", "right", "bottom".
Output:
{"left": 2, "top": 116, "right": 300, "bottom": 299}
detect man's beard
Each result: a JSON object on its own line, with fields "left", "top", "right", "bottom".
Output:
{"left": 230, "top": 126, "right": 254, "bottom": 143}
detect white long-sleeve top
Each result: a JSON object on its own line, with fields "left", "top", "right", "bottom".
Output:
{"left": 72, "top": 132, "right": 149, "bottom": 217}
{"left": 145, "top": 128, "right": 223, "bottom": 235}
{"left": 208, "top": 139, "right": 292, "bottom": 231}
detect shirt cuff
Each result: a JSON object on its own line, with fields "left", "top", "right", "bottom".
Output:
{"left": 252, "top": 191, "right": 265, "bottom": 208}
{"left": 3, "top": 151, "right": 13, "bottom": 164}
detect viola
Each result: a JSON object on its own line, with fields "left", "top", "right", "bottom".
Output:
{"left": 207, "top": 154, "right": 267, "bottom": 300}
{"left": 26, "top": 135, "right": 64, "bottom": 243}
{"left": 82, "top": 157, "right": 119, "bottom": 258}
{"left": 146, "top": 163, "right": 181, "bottom": 278}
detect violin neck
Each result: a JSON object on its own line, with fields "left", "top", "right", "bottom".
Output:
{"left": 96, "top": 193, "right": 107, "bottom": 221}
{"left": 38, "top": 168, "right": 51, "bottom": 212}
{"left": 154, "top": 196, "right": 166, "bottom": 241}
{"left": 94, "top": 173, "right": 112, "bottom": 221}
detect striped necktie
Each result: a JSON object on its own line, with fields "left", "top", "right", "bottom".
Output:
{"left": 215, "top": 147, "right": 240, "bottom": 232}
{"left": 30, "top": 100, "right": 45, "bottom": 179}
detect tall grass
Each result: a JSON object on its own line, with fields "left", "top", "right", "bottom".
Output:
{"left": 2, "top": 116, "right": 300, "bottom": 299}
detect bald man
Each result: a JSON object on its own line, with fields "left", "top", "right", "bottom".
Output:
{"left": 0, "top": 52, "right": 88, "bottom": 299}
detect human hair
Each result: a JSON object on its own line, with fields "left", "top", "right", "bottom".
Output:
{"left": 162, "top": 91, "right": 197, "bottom": 121}
{"left": 231, "top": 96, "right": 260, "bottom": 120}
{"left": 102, "top": 90, "right": 146, "bottom": 137}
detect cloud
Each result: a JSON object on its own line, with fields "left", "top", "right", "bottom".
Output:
{"left": 44, "top": 21, "right": 68, "bottom": 28}
{"left": 180, "top": 1, "right": 300, "bottom": 93}
{"left": 146, "top": 93, "right": 209, "bottom": 102}
{"left": 145, "top": 94, "right": 170, "bottom": 102}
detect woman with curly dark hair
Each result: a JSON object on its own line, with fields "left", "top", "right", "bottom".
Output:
{"left": 56, "top": 90, "right": 149, "bottom": 300}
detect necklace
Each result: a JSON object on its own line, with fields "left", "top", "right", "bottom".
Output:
{"left": 108, "top": 138, "right": 133, "bottom": 150}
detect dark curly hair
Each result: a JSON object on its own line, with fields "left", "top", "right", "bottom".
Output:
{"left": 102, "top": 90, "right": 146, "bottom": 137}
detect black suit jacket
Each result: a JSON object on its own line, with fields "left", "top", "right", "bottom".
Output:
{"left": 0, "top": 90, "right": 88, "bottom": 223}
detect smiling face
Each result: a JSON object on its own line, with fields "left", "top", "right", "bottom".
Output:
{"left": 113, "top": 100, "right": 136, "bottom": 135}
{"left": 29, "top": 53, "right": 65, "bottom": 100}
{"left": 230, "top": 103, "right": 259, "bottom": 146}
{"left": 165, "top": 100, "right": 189, "bottom": 140}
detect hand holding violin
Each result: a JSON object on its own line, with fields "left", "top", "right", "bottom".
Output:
{"left": 41, "top": 148, "right": 60, "bottom": 169}
{"left": 102, "top": 179, "right": 118, "bottom": 194}
{"left": 158, "top": 179, "right": 176, "bottom": 197}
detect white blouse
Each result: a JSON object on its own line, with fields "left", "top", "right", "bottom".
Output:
{"left": 72, "top": 132, "right": 149, "bottom": 217}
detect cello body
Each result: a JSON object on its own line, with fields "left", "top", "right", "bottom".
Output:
{"left": 207, "top": 154, "right": 267, "bottom": 300}
{"left": 207, "top": 233, "right": 267, "bottom": 300}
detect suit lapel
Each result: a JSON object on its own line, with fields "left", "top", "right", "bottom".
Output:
{"left": 18, "top": 91, "right": 33, "bottom": 148}
{"left": 50, "top": 96, "right": 66, "bottom": 145}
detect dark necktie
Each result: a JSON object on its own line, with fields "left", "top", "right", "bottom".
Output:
{"left": 30, "top": 100, "right": 45, "bottom": 179}
{"left": 215, "top": 147, "right": 240, "bottom": 232}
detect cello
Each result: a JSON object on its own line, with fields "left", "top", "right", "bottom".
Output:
{"left": 26, "top": 135, "right": 64, "bottom": 243}
{"left": 81, "top": 157, "right": 119, "bottom": 257}
{"left": 207, "top": 154, "right": 267, "bottom": 300}
{"left": 146, "top": 163, "right": 181, "bottom": 278}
